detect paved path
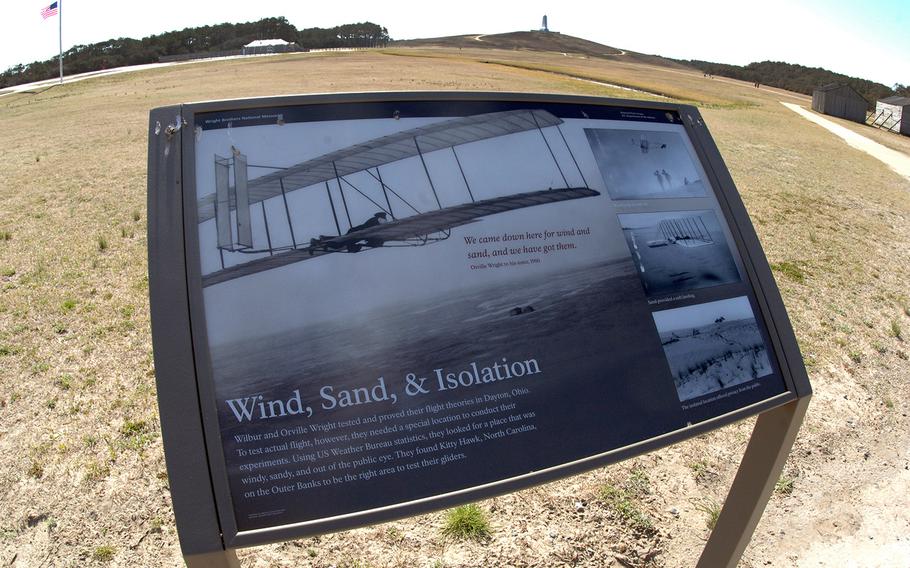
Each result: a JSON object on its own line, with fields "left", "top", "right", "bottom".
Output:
{"left": 782, "top": 102, "right": 910, "bottom": 181}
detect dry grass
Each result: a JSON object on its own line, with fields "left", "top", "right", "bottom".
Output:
{"left": 1, "top": 48, "right": 908, "bottom": 567}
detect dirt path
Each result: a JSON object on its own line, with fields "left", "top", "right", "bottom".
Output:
{"left": 782, "top": 102, "right": 910, "bottom": 181}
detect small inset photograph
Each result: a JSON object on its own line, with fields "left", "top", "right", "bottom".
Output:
{"left": 584, "top": 128, "right": 707, "bottom": 200}
{"left": 652, "top": 296, "right": 773, "bottom": 402}
{"left": 618, "top": 210, "right": 740, "bottom": 296}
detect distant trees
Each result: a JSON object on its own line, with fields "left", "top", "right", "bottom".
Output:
{"left": 0, "top": 18, "right": 390, "bottom": 88}
{"left": 298, "top": 22, "right": 390, "bottom": 49}
{"left": 685, "top": 59, "right": 902, "bottom": 109}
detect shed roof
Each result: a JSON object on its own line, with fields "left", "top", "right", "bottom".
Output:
{"left": 813, "top": 83, "right": 867, "bottom": 102}
{"left": 244, "top": 39, "right": 291, "bottom": 48}
{"left": 879, "top": 96, "right": 910, "bottom": 106}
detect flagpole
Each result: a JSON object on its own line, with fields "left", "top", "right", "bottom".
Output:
{"left": 58, "top": 0, "right": 63, "bottom": 84}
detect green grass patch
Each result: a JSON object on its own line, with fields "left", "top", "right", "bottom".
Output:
{"left": 120, "top": 419, "right": 148, "bottom": 436}
{"left": 441, "top": 503, "right": 491, "bottom": 541}
{"left": 54, "top": 374, "right": 73, "bottom": 390}
{"left": 0, "top": 344, "right": 21, "bottom": 356}
{"left": 600, "top": 484, "right": 653, "bottom": 531}
{"left": 770, "top": 261, "right": 806, "bottom": 283}
{"left": 119, "top": 419, "right": 156, "bottom": 451}
{"left": 84, "top": 461, "right": 110, "bottom": 483}
{"left": 91, "top": 545, "right": 116, "bottom": 562}
{"left": 891, "top": 319, "right": 903, "bottom": 341}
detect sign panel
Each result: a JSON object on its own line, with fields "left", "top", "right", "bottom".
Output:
{"left": 149, "top": 94, "right": 809, "bottom": 547}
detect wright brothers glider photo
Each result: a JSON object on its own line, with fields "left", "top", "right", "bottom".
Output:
{"left": 585, "top": 128, "right": 707, "bottom": 200}
{"left": 195, "top": 109, "right": 598, "bottom": 287}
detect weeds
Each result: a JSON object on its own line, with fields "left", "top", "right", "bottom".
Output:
{"left": 0, "top": 230, "right": 11, "bottom": 241}
{"left": 689, "top": 460, "right": 711, "bottom": 483}
{"left": 121, "top": 419, "right": 148, "bottom": 436}
{"left": 890, "top": 319, "right": 903, "bottom": 341}
{"left": 441, "top": 503, "right": 491, "bottom": 541}
{"left": 627, "top": 467, "right": 650, "bottom": 496}
{"left": 84, "top": 461, "right": 110, "bottom": 483}
{"left": 97, "top": 235, "right": 108, "bottom": 252}
{"left": 690, "top": 497, "right": 721, "bottom": 530}
{"left": 0, "top": 344, "right": 21, "bottom": 356}
{"left": 91, "top": 546, "right": 115, "bottom": 562}
{"left": 775, "top": 476, "right": 795, "bottom": 495}
{"left": 27, "top": 460, "right": 44, "bottom": 479}
{"left": 54, "top": 375, "right": 73, "bottom": 390}
{"left": 119, "top": 419, "right": 156, "bottom": 451}
{"left": 600, "top": 484, "right": 653, "bottom": 531}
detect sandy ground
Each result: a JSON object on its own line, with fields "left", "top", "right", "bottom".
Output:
{"left": 781, "top": 102, "right": 910, "bottom": 181}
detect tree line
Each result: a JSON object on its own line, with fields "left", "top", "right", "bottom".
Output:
{"left": 1, "top": 18, "right": 390, "bottom": 88}
{"left": 685, "top": 59, "right": 909, "bottom": 108}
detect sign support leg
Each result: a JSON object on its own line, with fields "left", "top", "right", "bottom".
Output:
{"left": 696, "top": 396, "right": 810, "bottom": 568}
{"left": 184, "top": 549, "right": 240, "bottom": 568}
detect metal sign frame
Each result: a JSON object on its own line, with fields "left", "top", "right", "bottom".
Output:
{"left": 147, "top": 92, "right": 811, "bottom": 568}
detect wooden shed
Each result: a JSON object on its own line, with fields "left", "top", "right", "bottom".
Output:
{"left": 811, "top": 83, "right": 868, "bottom": 123}
{"left": 873, "top": 96, "right": 910, "bottom": 136}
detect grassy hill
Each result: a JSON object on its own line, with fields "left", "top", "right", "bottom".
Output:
{"left": 393, "top": 31, "right": 693, "bottom": 70}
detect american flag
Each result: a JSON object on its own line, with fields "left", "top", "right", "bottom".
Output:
{"left": 41, "top": 2, "right": 59, "bottom": 19}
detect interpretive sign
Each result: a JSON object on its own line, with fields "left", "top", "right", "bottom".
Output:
{"left": 147, "top": 93, "right": 811, "bottom": 566}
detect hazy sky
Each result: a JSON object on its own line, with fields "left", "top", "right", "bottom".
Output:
{"left": 2, "top": 0, "right": 907, "bottom": 86}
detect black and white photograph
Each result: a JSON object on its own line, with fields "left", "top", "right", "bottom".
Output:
{"left": 195, "top": 109, "right": 595, "bottom": 282}
{"left": 617, "top": 210, "right": 741, "bottom": 296}
{"left": 652, "top": 296, "right": 773, "bottom": 402}
{"left": 584, "top": 128, "right": 707, "bottom": 199}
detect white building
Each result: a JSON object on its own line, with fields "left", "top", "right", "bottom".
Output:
{"left": 873, "top": 96, "right": 910, "bottom": 136}
{"left": 242, "top": 39, "right": 298, "bottom": 55}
